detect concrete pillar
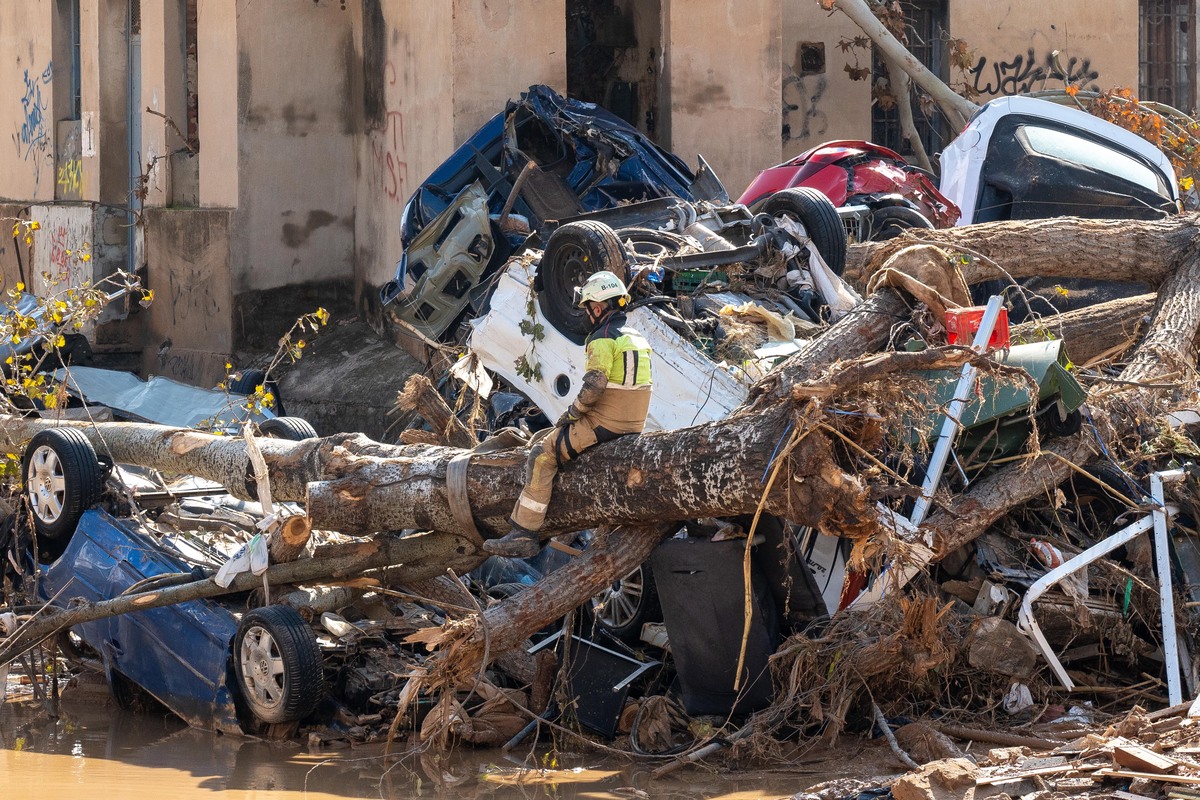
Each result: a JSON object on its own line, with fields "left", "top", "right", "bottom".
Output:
{"left": 354, "top": 1, "right": 456, "bottom": 295}
{"left": 660, "top": 0, "right": 782, "bottom": 197}
{"left": 197, "top": 0, "right": 237, "bottom": 207}
{"left": 79, "top": 0, "right": 101, "bottom": 202}
{"left": 96, "top": 0, "right": 130, "bottom": 207}
{"left": 450, "top": 0, "right": 567, "bottom": 144}
{"left": 137, "top": 1, "right": 169, "bottom": 206}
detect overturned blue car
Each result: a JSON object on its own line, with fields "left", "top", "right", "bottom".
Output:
{"left": 379, "top": 84, "right": 727, "bottom": 340}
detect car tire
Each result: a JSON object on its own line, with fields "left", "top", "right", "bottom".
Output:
{"left": 234, "top": 605, "right": 323, "bottom": 724}
{"left": 22, "top": 427, "right": 104, "bottom": 544}
{"left": 587, "top": 561, "right": 662, "bottom": 643}
{"left": 867, "top": 206, "right": 934, "bottom": 241}
{"left": 230, "top": 369, "right": 287, "bottom": 416}
{"left": 258, "top": 416, "right": 318, "bottom": 441}
{"left": 762, "top": 187, "right": 847, "bottom": 276}
{"left": 537, "top": 221, "right": 630, "bottom": 341}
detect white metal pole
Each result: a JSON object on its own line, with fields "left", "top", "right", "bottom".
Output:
{"left": 909, "top": 295, "right": 1004, "bottom": 526}
{"left": 1151, "top": 469, "right": 1184, "bottom": 706}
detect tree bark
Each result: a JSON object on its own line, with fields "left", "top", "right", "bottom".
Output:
{"left": 884, "top": 53, "right": 933, "bottom": 172}
{"left": 395, "top": 374, "right": 477, "bottom": 449}
{"left": 0, "top": 530, "right": 483, "bottom": 665}
{"left": 832, "top": 0, "right": 978, "bottom": 128}
{"left": 843, "top": 216, "right": 1199, "bottom": 290}
{"left": 406, "top": 526, "right": 668, "bottom": 687}
{"left": 1010, "top": 294, "right": 1154, "bottom": 366}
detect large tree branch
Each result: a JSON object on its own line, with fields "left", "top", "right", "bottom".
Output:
{"left": 832, "top": 0, "right": 978, "bottom": 128}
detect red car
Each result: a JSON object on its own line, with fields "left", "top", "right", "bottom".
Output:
{"left": 738, "top": 140, "right": 960, "bottom": 240}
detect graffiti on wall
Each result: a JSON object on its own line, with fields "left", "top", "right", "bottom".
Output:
{"left": 56, "top": 120, "right": 84, "bottom": 200}
{"left": 13, "top": 61, "right": 54, "bottom": 189}
{"left": 968, "top": 49, "right": 1099, "bottom": 97}
{"left": 31, "top": 205, "right": 93, "bottom": 295}
{"left": 369, "top": 61, "right": 409, "bottom": 204}
{"left": 782, "top": 72, "right": 829, "bottom": 143}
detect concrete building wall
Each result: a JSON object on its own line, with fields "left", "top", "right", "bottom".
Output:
{"left": 952, "top": 1, "right": 1138, "bottom": 100}
{"left": 354, "top": 1, "right": 454, "bottom": 296}
{"left": 137, "top": 2, "right": 171, "bottom": 206}
{"left": 450, "top": 0, "right": 567, "bottom": 144}
{"left": 661, "top": 0, "right": 782, "bottom": 198}
{"left": 78, "top": 1, "right": 101, "bottom": 204}
{"left": 1, "top": 1, "right": 57, "bottom": 202}
{"left": 231, "top": 1, "right": 356, "bottom": 294}
{"left": 198, "top": 0, "right": 237, "bottom": 207}
{"left": 780, "top": 3, "right": 873, "bottom": 159}
{"left": 142, "top": 207, "right": 234, "bottom": 384}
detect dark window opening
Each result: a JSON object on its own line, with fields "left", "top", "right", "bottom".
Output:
{"left": 798, "top": 42, "right": 826, "bottom": 77}
{"left": 54, "top": 0, "right": 81, "bottom": 120}
{"left": 184, "top": 0, "right": 199, "bottom": 150}
{"left": 565, "top": 0, "right": 662, "bottom": 139}
{"left": 1140, "top": 0, "right": 1196, "bottom": 111}
{"left": 871, "top": 0, "right": 949, "bottom": 161}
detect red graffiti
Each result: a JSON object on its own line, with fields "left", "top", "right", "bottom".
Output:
{"left": 47, "top": 225, "right": 71, "bottom": 280}
{"left": 371, "top": 109, "right": 409, "bottom": 203}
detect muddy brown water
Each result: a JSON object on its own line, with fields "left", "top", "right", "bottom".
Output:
{"left": 0, "top": 683, "right": 895, "bottom": 799}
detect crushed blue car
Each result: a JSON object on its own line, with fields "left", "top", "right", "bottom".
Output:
{"left": 17, "top": 422, "right": 433, "bottom": 736}
{"left": 379, "top": 84, "right": 727, "bottom": 339}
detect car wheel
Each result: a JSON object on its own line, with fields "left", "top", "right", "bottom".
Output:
{"left": 22, "top": 428, "right": 103, "bottom": 544}
{"left": 867, "top": 206, "right": 934, "bottom": 241}
{"left": 762, "top": 187, "right": 847, "bottom": 276}
{"left": 588, "top": 562, "right": 661, "bottom": 643}
{"left": 537, "top": 221, "right": 629, "bottom": 341}
{"left": 230, "top": 368, "right": 287, "bottom": 416}
{"left": 258, "top": 416, "right": 318, "bottom": 441}
{"left": 234, "top": 605, "right": 323, "bottom": 724}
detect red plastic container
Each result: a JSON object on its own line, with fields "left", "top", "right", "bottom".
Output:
{"left": 945, "top": 305, "right": 1010, "bottom": 350}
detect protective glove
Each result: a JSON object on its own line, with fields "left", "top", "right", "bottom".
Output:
{"left": 556, "top": 406, "right": 580, "bottom": 428}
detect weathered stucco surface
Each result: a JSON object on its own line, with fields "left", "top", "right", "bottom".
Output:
{"left": 780, "top": 3, "right": 872, "bottom": 159}
{"left": 232, "top": 1, "right": 356, "bottom": 295}
{"left": 353, "top": 1, "right": 453, "bottom": 297}
{"left": 951, "top": 1, "right": 1138, "bottom": 100}
{"left": 142, "top": 207, "right": 233, "bottom": 386}
{"left": 662, "top": 0, "right": 782, "bottom": 197}
{"left": 1, "top": 0, "right": 56, "bottom": 203}
{"left": 451, "top": 0, "right": 567, "bottom": 144}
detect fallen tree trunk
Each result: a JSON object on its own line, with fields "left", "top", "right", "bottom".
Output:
{"left": 0, "top": 530, "right": 483, "bottom": 665}
{"left": 0, "top": 404, "right": 873, "bottom": 540}
{"left": 406, "top": 526, "right": 669, "bottom": 689}
{"left": 844, "top": 216, "right": 1198, "bottom": 289}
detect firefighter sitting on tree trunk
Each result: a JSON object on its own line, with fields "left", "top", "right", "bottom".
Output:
{"left": 484, "top": 270, "right": 654, "bottom": 558}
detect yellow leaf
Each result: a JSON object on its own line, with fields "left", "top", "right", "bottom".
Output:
{"left": 29, "top": 221, "right": 40, "bottom": 231}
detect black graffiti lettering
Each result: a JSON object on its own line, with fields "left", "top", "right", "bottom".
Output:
{"left": 969, "top": 48, "right": 1100, "bottom": 96}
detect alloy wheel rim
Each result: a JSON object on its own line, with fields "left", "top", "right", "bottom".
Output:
{"left": 27, "top": 445, "right": 66, "bottom": 524}
{"left": 240, "top": 625, "right": 286, "bottom": 710}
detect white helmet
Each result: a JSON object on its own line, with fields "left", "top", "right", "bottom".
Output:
{"left": 574, "top": 270, "right": 629, "bottom": 308}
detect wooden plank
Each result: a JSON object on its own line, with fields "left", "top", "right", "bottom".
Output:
{"left": 1113, "top": 790, "right": 1159, "bottom": 800}
{"left": 977, "top": 762, "right": 1105, "bottom": 786}
{"left": 1114, "top": 744, "right": 1180, "bottom": 774}
{"left": 1100, "top": 769, "right": 1200, "bottom": 786}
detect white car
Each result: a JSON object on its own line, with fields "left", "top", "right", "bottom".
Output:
{"left": 940, "top": 95, "right": 1179, "bottom": 226}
